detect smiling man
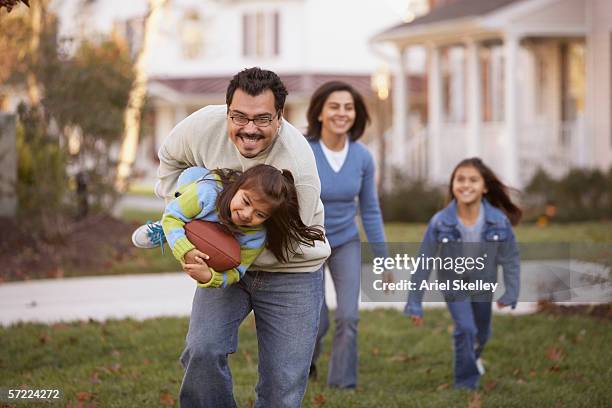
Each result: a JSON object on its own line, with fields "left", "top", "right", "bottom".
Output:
{"left": 155, "top": 67, "right": 330, "bottom": 408}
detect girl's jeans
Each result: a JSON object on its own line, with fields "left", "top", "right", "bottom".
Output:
{"left": 312, "top": 236, "right": 361, "bottom": 388}
{"left": 446, "top": 300, "right": 492, "bottom": 389}
{"left": 179, "top": 268, "right": 323, "bottom": 408}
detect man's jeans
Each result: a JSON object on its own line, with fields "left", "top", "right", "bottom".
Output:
{"left": 179, "top": 268, "right": 324, "bottom": 408}
{"left": 446, "top": 300, "right": 492, "bottom": 389}
{"left": 312, "top": 237, "right": 361, "bottom": 388}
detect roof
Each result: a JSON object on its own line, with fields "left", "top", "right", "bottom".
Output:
{"left": 377, "top": 0, "right": 525, "bottom": 38}
{"left": 150, "top": 73, "right": 425, "bottom": 98}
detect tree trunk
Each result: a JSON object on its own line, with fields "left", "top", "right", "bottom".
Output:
{"left": 114, "top": 0, "right": 168, "bottom": 193}
{"left": 26, "top": 0, "right": 43, "bottom": 105}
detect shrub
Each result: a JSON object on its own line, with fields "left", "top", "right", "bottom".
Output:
{"left": 381, "top": 172, "right": 446, "bottom": 223}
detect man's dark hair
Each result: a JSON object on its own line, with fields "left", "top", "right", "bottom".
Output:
{"left": 226, "top": 67, "right": 288, "bottom": 116}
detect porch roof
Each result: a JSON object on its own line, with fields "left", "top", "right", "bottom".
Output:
{"left": 371, "top": 0, "right": 585, "bottom": 46}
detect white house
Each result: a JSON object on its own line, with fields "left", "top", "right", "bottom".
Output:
{"left": 372, "top": 0, "right": 612, "bottom": 188}
{"left": 124, "top": 0, "right": 417, "bottom": 182}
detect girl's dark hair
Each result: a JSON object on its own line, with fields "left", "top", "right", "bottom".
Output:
{"left": 306, "top": 81, "right": 370, "bottom": 141}
{"left": 213, "top": 165, "right": 325, "bottom": 262}
{"left": 449, "top": 158, "right": 522, "bottom": 226}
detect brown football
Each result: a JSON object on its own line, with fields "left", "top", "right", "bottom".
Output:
{"left": 184, "top": 220, "right": 241, "bottom": 271}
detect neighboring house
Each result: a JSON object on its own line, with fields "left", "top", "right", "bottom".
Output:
{"left": 372, "top": 0, "right": 612, "bottom": 188}
{"left": 124, "top": 0, "right": 420, "bottom": 184}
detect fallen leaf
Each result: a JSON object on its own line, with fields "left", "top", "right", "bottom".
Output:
{"left": 159, "top": 392, "right": 174, "bottom": 406}
{"left": 468, "top": 392, "right": 482, "bottom": 408}
{"left": 143, "top": 358, "right": 151, "bottom": 366}
{"left": 371, "top": 347, "right": 380, "bottom": 356}
{"left": 436, "top": 383, "right": 450, "bottom": 391}
{"left": 242, "top": 350, "right": 253, "bottom": 366}
{"left": 76, "top": 391, "right": 92, "bottom": 401}
{"left": 529, "top": 370, "right": 537, "bottom": 377}
{"left": 389, "top": 353, "right": 416, "bottom": 363}
{"left": 546, "top": 346, "right": 564, "bottom": 362}
{"left": 312, "top": 394, "right": 326, "bottom": 406}
{"left": 484, "top": 380, "right": 498, "bottom": 391}
{"left": 39, "top": 334, "right": 50, "bottom": 344}
{"left": 90, "top": 372, "right": 101, "bottom": 384}
{"left": 549, "top": 365, "right": 561, "bottom": 372}
{"left": 517, "top": 378, "right": 526, "bottom": 384}
{"left": 512, "top": 368, "right": 521, "bottom": 376}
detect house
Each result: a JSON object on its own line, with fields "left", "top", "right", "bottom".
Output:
{"left": 124, "top": 0, "right": 419, "bottom": 183}
{"left": 372, "top": 0, "right": 612, "bottom": 188}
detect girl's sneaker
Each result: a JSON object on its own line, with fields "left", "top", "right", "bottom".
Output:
{"left": 131, "top": 221, "right": 166, "bottom": 249}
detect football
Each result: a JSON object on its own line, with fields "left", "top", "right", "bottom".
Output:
{"left": 184, "top": 220, "right": 241, "bottom": 271}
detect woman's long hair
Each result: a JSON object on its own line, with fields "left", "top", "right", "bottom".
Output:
{"left": 448, "top": 158, "right": 522, "bottom": 225}
{"left": 305, "top": 81, "right": 370, "bottom": 141}
{"left": 213, "top": 165, "right": 325, "bottom": 262}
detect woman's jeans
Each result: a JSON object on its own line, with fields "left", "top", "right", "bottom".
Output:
{"left": 179, "top": 268, "right": 324, "bottom": 408}
{"left": 446, "top": 300, "right": 492, "bottom": 389}
{"left": 312, "top": 237, "right": 361, "bottom": 388}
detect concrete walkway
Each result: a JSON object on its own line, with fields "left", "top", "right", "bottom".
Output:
{"left": 0, "top": 271, "right": 538, "bottom": 326}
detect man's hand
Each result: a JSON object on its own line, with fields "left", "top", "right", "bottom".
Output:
{"left": 182, "top": 249, "right": 212, "bottom": 284}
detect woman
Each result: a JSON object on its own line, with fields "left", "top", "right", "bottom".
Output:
{"left": 307, "top": 81, "right": 389, "bottom": 389}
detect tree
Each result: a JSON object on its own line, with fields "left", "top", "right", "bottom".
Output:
{"left": 1, "top": 3, "right": 135, "bottom": 223}
{"left": 115, "top": 0, "right": 169, "bottom": 192}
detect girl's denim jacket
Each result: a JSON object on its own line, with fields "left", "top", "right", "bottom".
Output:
{"left": 405, "top": 199, "right": 520, "bottom": 318}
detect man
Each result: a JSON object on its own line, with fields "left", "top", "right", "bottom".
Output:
{"left": 156, "top": 67, "right": 331, "bottom": 407}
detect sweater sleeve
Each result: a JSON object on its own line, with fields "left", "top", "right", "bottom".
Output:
{"left": 358, "top": 149, "right": 388, "bottom": 258}
{"left": 161, "top": 181, "right": 218, "bottom": 262}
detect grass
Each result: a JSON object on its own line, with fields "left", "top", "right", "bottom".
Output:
{"left": 101, "top": 211, "right": 612, "bottom": 278}
{"left": 1, "top": 309, "right": 610, "bottom": 407}
{"left": 382, "top": 221, "right": 612, "bottom": 243}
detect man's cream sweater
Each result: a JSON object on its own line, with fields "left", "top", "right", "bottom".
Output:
{"left": 157, "top": 104, "right": 331, "bottom": 273}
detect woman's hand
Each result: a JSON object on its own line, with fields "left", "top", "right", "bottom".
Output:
{"left": 496, "top": 300, "right": 508, "bottom": 309}
{"left": 182, "top": 249, "right": 212, "bottom": 284}
{"left": 382, "top": 271, "right": 395, "bottom": 294}
{"left": 410, "top": 315, "right": 424, "bottom": 326}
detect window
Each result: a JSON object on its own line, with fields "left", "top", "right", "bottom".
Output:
{"left": 180, "top": 9, "right": 204, "bottom": 59}
{"left": 242, "top": 11, "right": 280, "bottom": 58}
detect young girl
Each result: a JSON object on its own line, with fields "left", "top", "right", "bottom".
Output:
{"left": 405, "top": 157, "right": 521, "bottom": 390}
{"left": 132, "top": 164, "right": 325, "bottom": 287}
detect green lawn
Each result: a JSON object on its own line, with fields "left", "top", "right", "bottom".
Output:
{"left": 113, "top": 211, "right": 612, "bottom": 278}
{"left": 1, "top": 309, "right": 610, "bottom": 407}
{"left": 382, "top": 221, "right": 612, "bottom": 243}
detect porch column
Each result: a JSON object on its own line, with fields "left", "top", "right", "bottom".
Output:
{"left": 392, "top": 46, "right": 408, "bottom": 168}
{"left": 504, "top": 33, "right": 520, "bottom": 187}
{"left": 427, "top": 44, "right": 442, "bottom": 183}
{"left": 175, "top": 105, "right": 188, "bottom": 124}
{"left": 466, "top": 39, "right": 482, "bottom": 157}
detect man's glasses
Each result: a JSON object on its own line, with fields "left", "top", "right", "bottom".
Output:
{"left": 229, "top": 111, "right": 278, "bottom": 128}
